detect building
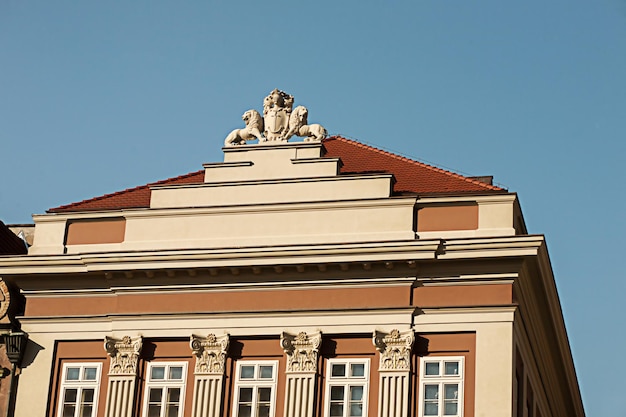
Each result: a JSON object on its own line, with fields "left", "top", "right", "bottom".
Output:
{"left": 0, "top": 90, "right": 584, "bottom": 417}
{"left": 0, "top": 221, "right": 28, "bottom": 417}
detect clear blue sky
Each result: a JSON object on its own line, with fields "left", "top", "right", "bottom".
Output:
{"left": 1, "top": 1, "right": 624, "bottom": 415}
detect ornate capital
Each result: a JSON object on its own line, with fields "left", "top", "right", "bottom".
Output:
{"left": 373, "top": 329, "right": 414, "bottom": 372}
{"left": 190, "top": 333, "right": 229, "bottom": 375}
{"left": 281, "top": 331, "right": 322, "bottom": 373}
{"left": 104, "top": 336, "right": 142, "bottom": 376}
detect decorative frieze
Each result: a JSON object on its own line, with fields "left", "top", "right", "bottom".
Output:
{"left": 373, "top": 329, "right": 414, "bottom": 372}
{"left": 104, "top": 336, "right": 143, "bottom": 376}
{"left": 190, "top": 333, "right": 229, "bottom": 375}
{"left": 281, "top": 331, "right": 322, "bottom": 373}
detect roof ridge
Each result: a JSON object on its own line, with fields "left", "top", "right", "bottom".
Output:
{"left": 48, "top": 169, "right": 205, "bottom": 212}
{"left": 323, "top": 136, "right": 503, "bottom": 191}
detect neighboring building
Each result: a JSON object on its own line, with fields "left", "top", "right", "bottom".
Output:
{"left": 0, "top": 90, "right": 584, "bottom": 417}
{"left": 0, "top": 221, "right": 28, "bottom": 417}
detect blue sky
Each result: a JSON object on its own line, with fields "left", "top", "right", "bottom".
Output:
{"left": 1, "top": 1, "right": 625, "bottom": 415}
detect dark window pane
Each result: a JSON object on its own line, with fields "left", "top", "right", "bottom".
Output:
{"left": 444, "top": 362, "right": 459, "bottom": 376}
{"left": 151, "top": 366, "right": 166, "bottom": 380}
{"left": 331, "top": 364, "right": 346, "bottom": 377}
{"left": 350, "top": 402, "right": 363, "bottom": 417}
{"left": 259, "top": 365, "right": 273, "bottom": 379}
{"left": 350, "top": 363, "right": 365, "bottom": 377}
{"left": 62, "top": 404, "right": 76, "bottom": 417}
{"left": 80, "top": 404, "right": 93, "bottom": 417}
{"left": 238, "top": 404, "right": 252, "bottom": 417}
{"left": 444, "top": 402, "right": 458, "bottom": 416}
{"left": 444, "top": 384, "right": 458, "bottom": 400}
{"left": 330, "top": 403, "right": 344, "bottom": 417}
{"left": 168, "top": 388, "right": 181, "bottom": 402}
{"left": 148, "top": 404, "right": 161, "bottom": 417}
{"left": 258, "top": 404, "right": 270, "bottom": 417}
{"left": 149, "top": 388, "right": 163, "bottom": 403}
{"left": 239, "top": 387, "right": 253, "bottom": 403}
{"left": 166, "top": 404, "right": 179, "bottom": 417}
{"left": 66, "top": 368, "right": 80, "bottom": 381}
{"left": 425, "top": 362, "right": 439, "bottom": 376}
{"left": 424, "top": 385, "right": 439, "bottom": 400}
{"left": 258, "top": 387, "right": 271, "bottom": 402}
{"left": 169, "top": 366, "right": 183, "bottom": 380}
{"left": 424, "top": 402, "right": 438, "bottom": 416}
{"left": 240, "top": 365, "right": 255, "bottom": 379}
{"left": 350, "top": 386, "right": 363, "bottom": 401}
{"left": 64, "top": 389, "right": 78, "bottom": 403}
{"left": 83, "top": 367, "right": 97, "bottom": 381}
{"left": 81, "top": 389, "right": 94, "bottom": 403}
{"left": 330, "top": 386, "right": 344, "bottom": 401}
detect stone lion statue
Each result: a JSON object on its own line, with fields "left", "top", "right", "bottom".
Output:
{"left": 224, "top": 110, "right": 265, "bottom": 146}
{"left": 287, "top": 106, "right": 327, "bottom": 142}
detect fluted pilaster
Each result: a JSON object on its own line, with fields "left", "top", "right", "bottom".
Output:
{"left": 190, "top": 333, "right": 229, "bottom": 417}
{"left": 373, "top": 329, "right": 414, "bottom": 417}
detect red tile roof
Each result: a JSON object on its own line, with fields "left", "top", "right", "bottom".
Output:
{"left": 323, "top": 137, "right": 504, "bottom": 194}
{"left": 48, "top": 136, "right": 504, "bottom": 213}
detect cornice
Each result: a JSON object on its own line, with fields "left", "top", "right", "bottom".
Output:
{"left": 0, "top": 236, "right": 551, "bottom": 277}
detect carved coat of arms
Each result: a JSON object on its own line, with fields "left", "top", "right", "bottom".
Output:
{"left": 224, "top": 89, "right": 327, "bottom": 147}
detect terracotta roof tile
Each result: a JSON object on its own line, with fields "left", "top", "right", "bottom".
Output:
{"left": 48, "top": 137, "right": 504, "bottom": 213}
{"left": 323, "top": 136, "right": 504, "bottom": 194}
{"left": 48, "top": 170, "right": 205, "bottom": 213}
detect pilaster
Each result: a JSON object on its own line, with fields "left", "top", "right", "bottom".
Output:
{"left": 281, "top": 331, "right": 322, "bottom": 417}
{"left": 103, "top": 336, "right": 142, "bottom": 417}
{"left": 373, "top": 329, "right": 414, "bottom": 417}
{"left": 190, "top": 333, "right": 229, "bottom": 417}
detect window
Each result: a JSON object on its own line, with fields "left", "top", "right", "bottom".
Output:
{"left": 143, "top": 362, "right": 187, "bottom": 417}
{"left": 324, "top": 359, "right": 369, "bottom": 417}
{"left": 418, "top": 357, "right": 464, "bottom": 417}
{"left": 57, "top": 363, "right": 102, "bottom": 417}
{"left": 232, "top": 361, "right": 278, "bottom": 417}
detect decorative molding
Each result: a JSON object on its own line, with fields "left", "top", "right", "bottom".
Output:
{"left": 0, "top": 279, "right": 11, "bottom": 321}
{"left": 281, "top": 331, "right": 322, "bottom": 373}
{"left": 104, "top": 336, "right": 142, "bottom": 376}
{"left": 373, "top": 329, "right": 414, "bottom": 372}
{"left": 190, "top": 333, "right": 229, "bottom": 375}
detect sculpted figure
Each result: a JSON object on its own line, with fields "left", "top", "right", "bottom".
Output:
{"left": 224, "top": 110, "right": 265, "bottom": 146}
{"left": 287, "top": 106, "right": 327, "bottom": 142}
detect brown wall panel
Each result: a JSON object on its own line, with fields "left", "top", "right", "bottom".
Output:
{"left": 25, "top": 285, "right": 411, "bottom": 317}
{"left": 25, "top": 296, "right": 116, "bottom": 317}
{"left": 413, "top": 333, "right": 476, "bottom": 417}
{"left": 413, "top": 284, "right": 513, "bottom": 308}
{"left": 417, "top": 205, "right": 478, "bottom": 232}
{"left": 65, "top": 218, "right": 126, "bottom": 245}
{"left": 319, "top": 336, "right": 379, "bottom": 417}
{"left": 48, "top": 341, "right": 109, "bottom": 417}
{"left": 223, "top": 338, "right": 286, "bottom": 417}
{"left": 136, "top": 339, "right": 195, "bottom": 417}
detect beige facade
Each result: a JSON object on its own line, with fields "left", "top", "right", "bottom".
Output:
{"left": 0, "top": 138, "right": 584, "bottom": 417}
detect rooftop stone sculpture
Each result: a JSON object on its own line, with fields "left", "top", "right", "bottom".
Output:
{"left": 224, "top": 89, "right": 327, "bottom": 147}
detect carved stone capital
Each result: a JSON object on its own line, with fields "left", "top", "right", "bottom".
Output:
{"left": 190, "top": 333, "right": 229, "bottom": 375}
{"left": 104, "top": 336, "right": 142, "bottom": 376}
{"left": 373, "top": 329, "right": 414, "bottom": 372}
{"left": 281, "top": 331, "right": 322, "bottom": 373}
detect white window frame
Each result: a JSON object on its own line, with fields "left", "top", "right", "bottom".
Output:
{"left": 323, "top": 358, "right": 370, "bottom": 417}
{"left": 57, "top": 362, "right": 102, "bottom": 417}
{"left": 142, "top": 361, "right": 188, "bottom": 417}
{"left": 418, "top": 356, "right": 464, "bottom": 417}
{"left": 232, "top": 360, "right": 279, "bottom": 417}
